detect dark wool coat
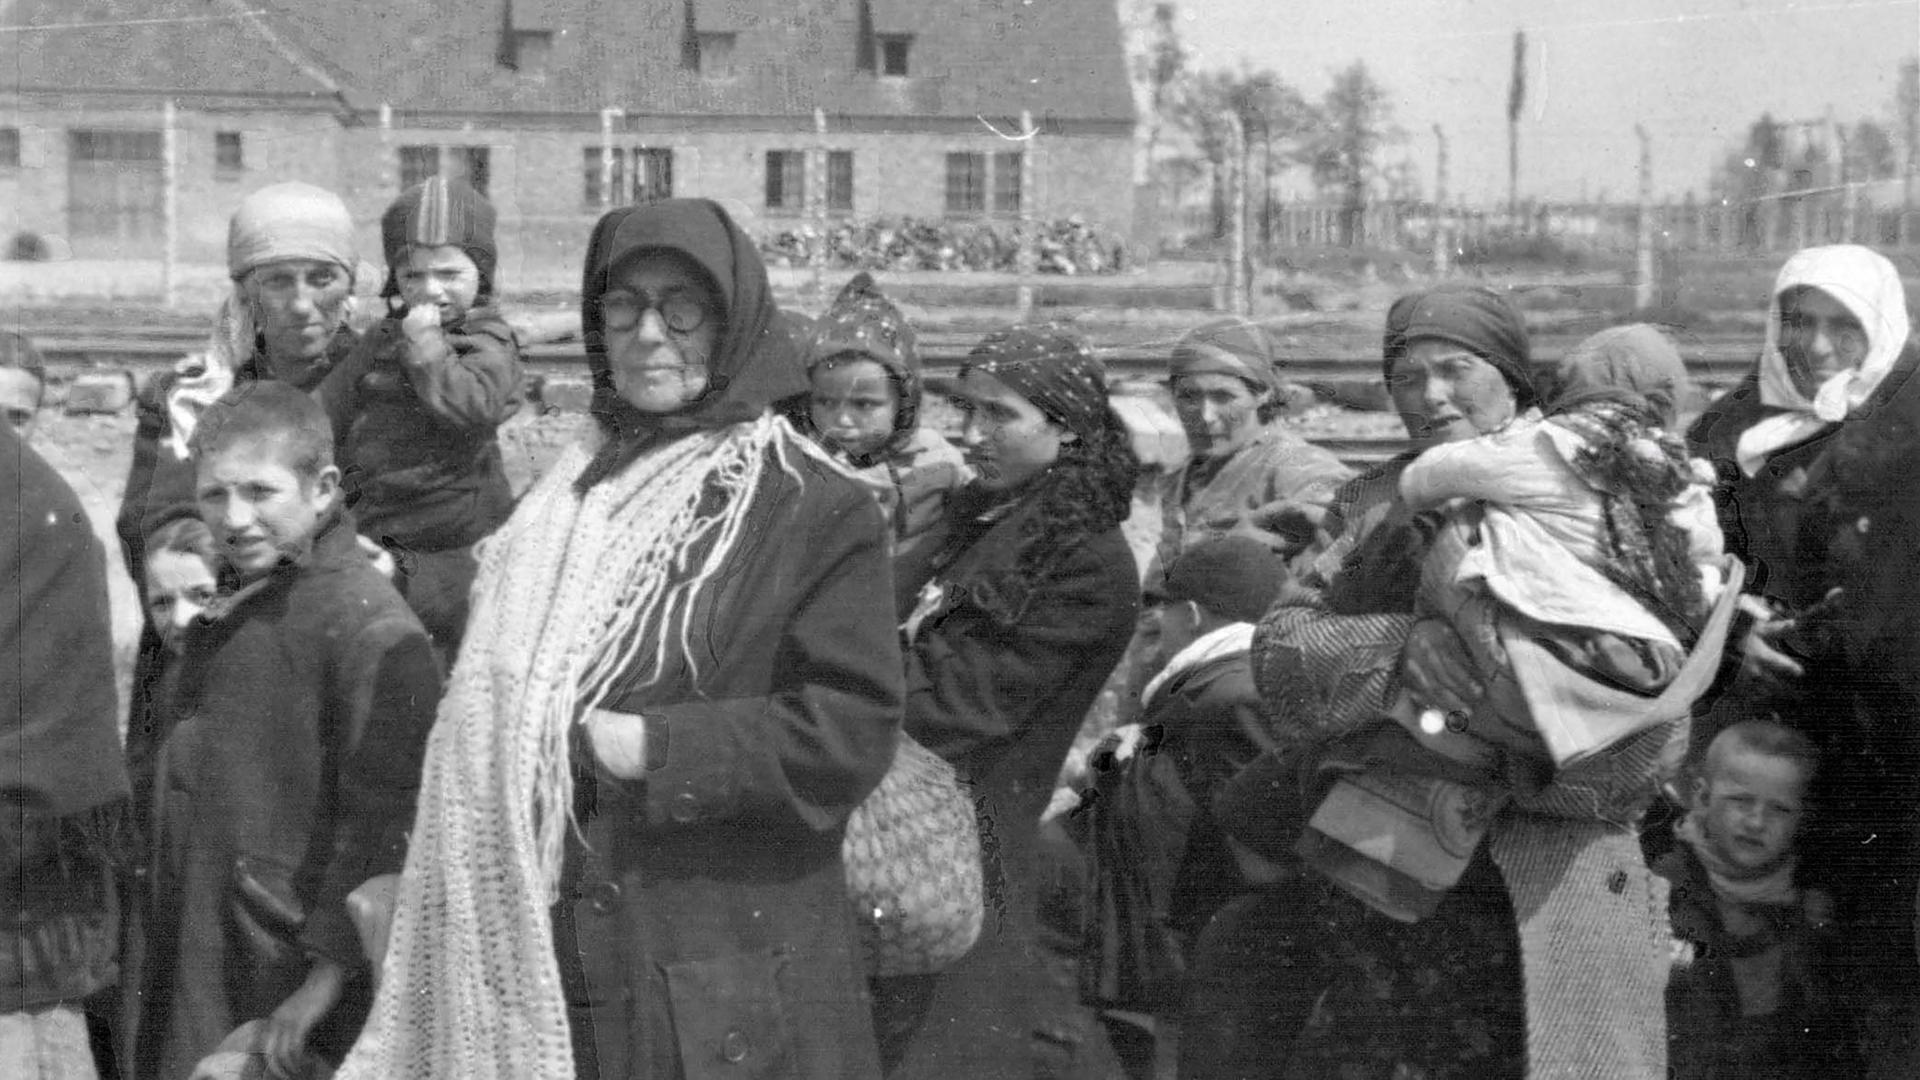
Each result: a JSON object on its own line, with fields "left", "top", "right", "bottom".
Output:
{"left": 1686, "top": 343, "right": 1920, "bottom": 611}
{"left": 1658, "top": 844, "right": 1853, "bottom": 1080}
{"left": 2, "top": 428, "right": 128, "bottom": 1015}
{"left": 874, "top": 496, "right": 1139, "bottom": 1080}
{"left": 1079, "top": 644, "right": 1275, "bottom": 1014}
{"left": 314, "top": 307, "right": 522, "bottom": 656}
{"left": 115, "top": 328, "right": 361, "bottom": 846}
{"left": 1688, "top": 350, "right": 1920, "bottom": 1046}
{"left": 315, "top": 306, "right": 521, "bottom": 553}
{"left": 552, "top": 449, "right": 902, "bottom": 1080}
{"left": 134, "top": 510, "right": 440, "bottom": 1080}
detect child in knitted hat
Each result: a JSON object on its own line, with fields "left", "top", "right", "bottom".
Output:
{"left": 315, "top": 176, "right": 524, "bottom": 661}
{"left": 799, "top": 272, "right": 970, "bottom": 614}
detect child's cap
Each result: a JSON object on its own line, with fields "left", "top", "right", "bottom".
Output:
{"left": 1157, "top": 534, "right": 1289, "bottom": 622}
{"left": 381, "top": 176, "right": 498, "bottom": 301}
{"left": 808, "top": 271, "right": 918, "bottom": 376}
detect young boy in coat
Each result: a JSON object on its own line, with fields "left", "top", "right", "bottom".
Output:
{"left": 1660, "top": 719, "right": 1851, "bottom": 1080}
{"left": 135, "top": 382, "right": 440, "bottom": 1080}
{"left": 315, "top": 176, "right": 523, "bottom": 662}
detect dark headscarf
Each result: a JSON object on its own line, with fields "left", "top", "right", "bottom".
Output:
{"left": 1383, "top": 284, "right": 1537, "bottom": 409}
{"left": 805, "top": 271, "right": 923, "bottom": 459}
{"left": 1169, "top": 316, "right": 1280, "bottom": 395}
{"left": 577, "top": 199, "right": 807, "bottom": 491}
{"left": 961, "top": 326, "right": 1116, "bottom": 443}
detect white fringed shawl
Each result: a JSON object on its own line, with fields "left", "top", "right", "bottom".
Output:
{"left": 335, "top": 413, "right": 818, "bottom": 1080}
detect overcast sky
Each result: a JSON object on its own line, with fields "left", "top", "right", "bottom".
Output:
{"left": 1176, "top": 0, "right": 1920, "bottom": 203}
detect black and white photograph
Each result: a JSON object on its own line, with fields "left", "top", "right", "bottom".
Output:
{"left": 6, "top": 1, "right": 1920, "bottom": 1077}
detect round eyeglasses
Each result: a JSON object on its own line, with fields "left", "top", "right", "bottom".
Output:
{"left": 598, "top": 289, "right": 710, "bottom": 334}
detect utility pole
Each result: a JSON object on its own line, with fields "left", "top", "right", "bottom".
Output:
{"left": 1507, "top": 30, "right": 1526, "bottom": 219}
{"left": 1016, "top": 109, "right": 1037, "bottom": 319}
{"left": 162, "top": 98, "right": 177, "bottom": 308}
{"left": 1635, "top": 124, "right": 1655, "bottom": 311}
{"left": 811, "top": 107, "right": 828, "bottom": 305}
{"left": 1433, "top": 124, "right": 1450, "bottom": 276}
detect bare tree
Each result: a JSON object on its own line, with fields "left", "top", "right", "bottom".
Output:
{"left": 1308, "top": 61, "right": 1397, "bottom": 247}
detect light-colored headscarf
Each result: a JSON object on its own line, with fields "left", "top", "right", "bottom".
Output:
{"left": 1737, "top": 244, "right": 1911, "bottom": 476}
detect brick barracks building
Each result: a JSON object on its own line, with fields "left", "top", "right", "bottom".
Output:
{"left": 2, "top": 0, "right": 1136, "bottom": 286}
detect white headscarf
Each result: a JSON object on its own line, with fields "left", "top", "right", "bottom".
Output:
{"left": 1736, "top": 244, "right": 1911, "bottom": 476}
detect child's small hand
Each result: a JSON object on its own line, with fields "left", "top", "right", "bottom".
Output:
{"left": 400, "top": 303, "right": 443, "bottom": 343}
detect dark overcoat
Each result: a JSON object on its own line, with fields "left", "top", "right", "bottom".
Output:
{"left": 553, "top": 449, "right": 903, "bottom": 1080}
{"left": 875, "top": 495, "right": 1139, "bottom": 1080}
{"left": 136, "top": 510, "right": 440, "bottom": 1080}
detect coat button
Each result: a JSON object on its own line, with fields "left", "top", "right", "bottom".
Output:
{"left": 671, "top": 791, "right": 700, "bottom": 823}
{"left": 1607, "top": 869, "right": 1629, "bottom": 895}
{"left": 588, "top": 881, "right": 622, "bottom": 914}
{"left": 721, "top": 1029, "right": 749, "bottom": 1063}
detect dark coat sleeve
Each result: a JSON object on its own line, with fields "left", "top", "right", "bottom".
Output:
{"left": 298, "top": 606, "right": 442, "bottom": 968}
{"left": 903, "top": 543, "right": 1140, "bottom": 777}
{"left": 395, "top": 312, "right": 524, "bottom": 431}
{"left": 608, "top": 478, "right": 903, "bottom": 838}
{"left": 116, "top": 372, "right": 198, "bottom": 585}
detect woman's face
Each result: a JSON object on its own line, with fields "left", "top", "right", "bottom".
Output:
{"left": 1387, "top": 339, "right": 1520, "bottom": 448}
{"left": 243, "top": 259, "right": 353, "bottom": 386}
{"left": 1171, "top": 372, "right": 1269, "bottom": 460}
{"left": 1778, "top": 286, "right": 1869, "bottom": 399}
{"left": 955, "top": 368, "right": 1072, "bottom": 492}
{"left": 602, "top": 250, "right": 723, "bottom": 414}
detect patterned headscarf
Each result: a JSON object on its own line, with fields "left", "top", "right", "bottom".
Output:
{"left": 806, "top": 272, "right": 923, "bottom": 456}
{"left": 961, "top": 326, "right": 1115, "bottom": 442}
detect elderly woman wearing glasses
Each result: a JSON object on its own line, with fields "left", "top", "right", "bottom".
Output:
{"left": 333, "top": 198, "right": 903, "bottom": 1080}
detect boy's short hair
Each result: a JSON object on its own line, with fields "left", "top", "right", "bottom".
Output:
{"left": 1703, "top": 718, "right": 1821, "bottom": 786}
{"left": 0, "top": 330, "right": 48, "bottom": 405}
{"left": 145, "top": 516, "right": 217, "bottom": 565}
{"left": 189, "top": 381, "right": 334, "bottom": 479}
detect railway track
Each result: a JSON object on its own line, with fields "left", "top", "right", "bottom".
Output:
{"left": 23, "top": 326, "right": 1762, "bottom": 387}
{"left": 21, "top": 325, "right": 1762, "bottom": 467}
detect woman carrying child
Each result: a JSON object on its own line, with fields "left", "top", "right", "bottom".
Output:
{"left": 1215, "top": 291, "right": 1700, "bottom": 1078}
{"left": 332, "top": 198, "right": 903, "bottom": 1080}
{"left": 873, "top": 328, "right": 1142, "bottom": 1080}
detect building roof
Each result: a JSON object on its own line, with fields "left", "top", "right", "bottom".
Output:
{"left": 2, "top": 0, "right": 355, "bottom": 104}
{"left": 266, "top": 0, "right": 1121, "bottom": 123}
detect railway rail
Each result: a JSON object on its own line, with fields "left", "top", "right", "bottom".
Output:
{"left": 22, "top": 325, "right": 1762, "bottom": 467}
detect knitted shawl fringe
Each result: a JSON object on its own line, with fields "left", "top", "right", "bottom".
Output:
{"left": 335, "top": 413, "right": 831, "bottom": 1080}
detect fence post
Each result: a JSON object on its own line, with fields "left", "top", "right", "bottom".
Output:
{"left": 812, "top": 108, "right": 828, "bottom": 306}
{"left": 1016, "top": 109, "right": 1036, "bottom": 319}
{"left": 1634, "top": 125, "right": 1654, "bottom": 311}
{"left": 161, "top": 98, "right": 177, "bottom": 308}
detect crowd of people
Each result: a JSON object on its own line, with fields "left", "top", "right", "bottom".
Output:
{"left": 5, "top": 172, "right": 1920, "bottom": 1080}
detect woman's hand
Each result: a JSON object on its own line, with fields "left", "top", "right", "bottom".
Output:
{"left": 1400, "top": 617, "right": 1484, "bottom": 718}
{"left": 585, "top": 708, "right": 649, "bottom": 778}
{"left": 261, "top": 958, "right": 344, "bottom": 1079}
